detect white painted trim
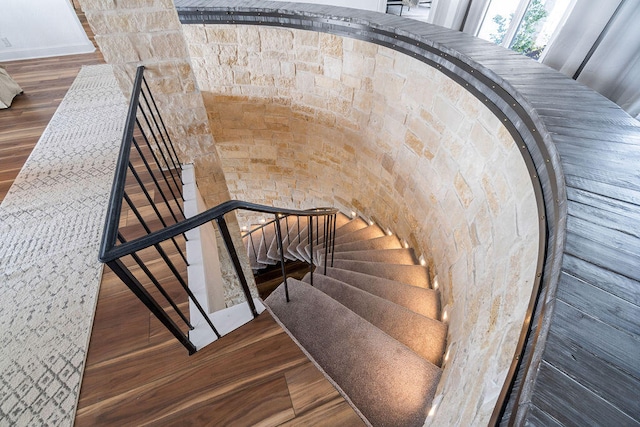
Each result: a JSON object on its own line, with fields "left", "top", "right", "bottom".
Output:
{"left": 182, "top": 164, "right": 265, "bottom": 349}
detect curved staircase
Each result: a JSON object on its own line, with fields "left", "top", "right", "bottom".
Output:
{"left": 243, "top": 213, "right": 448, "bottom": 427}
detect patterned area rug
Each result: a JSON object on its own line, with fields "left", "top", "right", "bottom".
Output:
{"left": 0, "top": 65, "right": 127, "bottom": 425}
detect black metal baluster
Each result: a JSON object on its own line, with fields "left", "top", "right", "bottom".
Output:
{"left": 331, "top": 214, "right": 337, "bottom": 267}
{"left": 283, "top": 216, "right": 290, "bottom": 259}
{"left": 132, "top": 134, "right": 184, "bottom": 222}
{"left": 261, "top": 225, "right": 267, "bottom": 261}
{"left": 136, "top": 106, "right": 183, "bottom": 201}
{"left": 139, "top": 77, "right": 184, "bottom": 219}
{"left": 216, "top": 216, "right": 258, "bottom": 317}
{"left": 107, "top": 259, "right": 196, "bottom": 354}
{"left": 152, "top": 240, "right": 221, "bottom": 339}
{"left": 323, "top": 214, "right": 332, "bottom": 275}
{"left": 315, "top": 216, "right": 320, "bottom": 265}
{"left": 139, "top": 87, "right": 182, "bottom": 175}
{"left": 274, "top": 214, "right": 290, "bottom": 303}
{"left": 125, "top": 192, "right": 219, "bottom": 338}
{"left": 142, "top": 76, "right": 183, "bottom": 180}
{"left": 118, "top": 233, "right": 193, "bottom": 330}
{"left": 133, "top": 128, "right": 184, "bottom": 219}
{"left": 248, "top": 232, "right": 258, "bottom": 264}
{"left": 123, "top": 192, "right": 190, "bottom": 281}
{"left": 126, "top": 165, "right": 188, "bottom": 265}
{"left": 309, "top": 215, "right": 314, "bottom": 286}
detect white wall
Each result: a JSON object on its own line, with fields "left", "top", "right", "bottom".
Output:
{"left": 0, "top": 0, "right": 95, "bottom": 61}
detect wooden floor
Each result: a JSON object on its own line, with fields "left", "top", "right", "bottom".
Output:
{"left": 0, "top": 11, "right": 103, "bottom": 202}
{"left": 76, "top": 168, "right": 362, "bottom": 424}
{"left": 0, "top": 9, "right": 362, "bottom": 426}
{"left": 76, "top": 269, "right": 362, "bottom": 425}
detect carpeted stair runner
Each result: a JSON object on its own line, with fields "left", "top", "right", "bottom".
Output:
{"left": 331, "top": 234, "right": 403, "bottom": 253}
{"left": 322, "top": 267, "right": 441, "bottom": 319}
{"left": 256, "top": 222, "right": 277, "bottom": 266}
{"left": 294, "top": 213, "right": 353, "bottom": 261}
{"left": 267, "top": 216, "right": 307, "bottom": 261}
{"left": 256, "top": 215, "right": 447, "bottom": 426}
{"left": 286, "top": 216, "right": 310, "bottom": 259}
{"left": 266, "top": 280, "right": 442, "bottom": 427}
{"left": 244, "top": 228, "right": 265, "bottom": 270}
{"left": 301, "top": 272, "right": 447, "bottom": 365}
{"left": 331, "top": 259, "right": 430, "bottom": 288}
{"left": 324, "top": 248, "right": 418, "bottom": 265}
{"left": 307, "top": 224, "right": 385, "bottom": 263}
{"left": 330, "top": 224, "right": 386, "bottom": 245}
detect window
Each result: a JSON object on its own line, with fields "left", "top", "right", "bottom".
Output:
{"left": 476, "top": 0, "right": 573, "bottom": 60}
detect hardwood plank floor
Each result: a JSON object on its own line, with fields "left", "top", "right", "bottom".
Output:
{"left": 77, "top": 260, "right": 364, "bottom": 426}
{"left": 2, "top": 10, "right": 362, "bottom": 425}
{"left": 0, "top": 11, "right": 103, "bottom": 202}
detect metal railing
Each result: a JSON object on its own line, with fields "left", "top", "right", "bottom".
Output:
{"left": 99, "top": 65, "right": 338, "bottom": 354}
{"left": 242, "top": 211, "right": 339, "bottom": 286}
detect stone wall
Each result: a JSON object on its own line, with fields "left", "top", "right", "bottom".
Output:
{"left": 182, "top": 24, "right": 540, "bottom": 425}
{"left": 78, "top": 0, "right": 229, "bottom": 207}
{"left": 79, "top": 2, "right": 256, "bottom": 308}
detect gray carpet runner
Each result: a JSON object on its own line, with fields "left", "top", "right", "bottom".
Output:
{"left": 322, "top": 267, "right": 441, "bottom": 319}
{"left": 331, "top": 234, "right": 403, "bottom": 252}
{"left": 256, "top": 216, "right": 447, "bottom": 426}
{"left": 267, "top": 280, "right": 441, "bottom": 427}
{"left": 330, "top": 247, "right": 418, "bottom": 264}
{"left": 331, "top": 259, "right": 430, "bottom": 288}
{"left": 301, "top": 272, "right": 447, "bottom": 365}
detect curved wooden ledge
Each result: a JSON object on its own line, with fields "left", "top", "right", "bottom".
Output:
{"left": 175, "top": 1, "right": 640, "bottom": 424}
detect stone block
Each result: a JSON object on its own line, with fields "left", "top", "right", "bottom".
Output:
{"left": 433, "top": 96, "right": 464, "bottom": 134}
{"left": 148, "top": 10, "right": 181, "bottom": 31}
{"left": 206, "top": 27, "right": 238, "bottom": 44}
{"left": 95, "top": 34, "right": 140, "bottom": 63}
{"left": 454, "top": 172, "right": 474, "bottom": 208}
{"left": 150, "top": 32, "right": 189, "bottom": 59}
{"left": 79, "top": 0, "right": 116, "bottom": 11}
{"left": 84, "top": 11, "right": 108, "bottom": 34}
{"left": 294, "top": 29, "right": 318, "bottom": 47}
{"left": 470, "top": 122, "right": 495, "bottom": 159}
{"left": 404, "top": 130, "right": 424, "bottom": 156}
{"left": 319, "top": 33, "right": 343, "bottom": 57}
{"left": 342, "top": 53, "right": 365, "bottom": 77}
{"left": 260, "top": 27, "right": 293, "bottom": 51}
{"left": 352, "top": 39, "right": 378, "bottom": 56}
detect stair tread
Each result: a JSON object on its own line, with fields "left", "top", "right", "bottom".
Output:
{"left": 331, "top": 224, "right": 385, "bottom": 245}
{"left": 266, "top": 218, "right": 290, "bottom": 261}
{"left": 294, "top": 214, "right": 352, "bottom": 258}
{"left": 307, "top": 224, "right": 386, "bottom": 262}
{"left": 321, "top": 267, "right": 441, "bottom": 319}
{"left": 332, "top": 259, "right": 430, "bottom": 288}
{"left": 331, "top": 234, "right": 402, "bottom": 253}
{"left": 265, "top": 279, "right": 442, "bottom": 427}
{"left": 242, "top": 233, "right": 263, "bottom": 270}
{"left": 274, "top": 215, "right": 332, "bottom": 261}
{"left": 283, "top": 216, "right": 309, "bottom": 260}
{"left": 334, "top": 217, "right": 368, "bottom": 235}
{"left": 304, "top": 218, "right": 370, "bottom": 260}
{"left": 303, "top": 273, "right": 447, "bottom": 365}
{"left": 256, "top": 223, "right": 278, "bottom": 265}
{"left": 327, "top": 248, "right": 417, "bottom": 265}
